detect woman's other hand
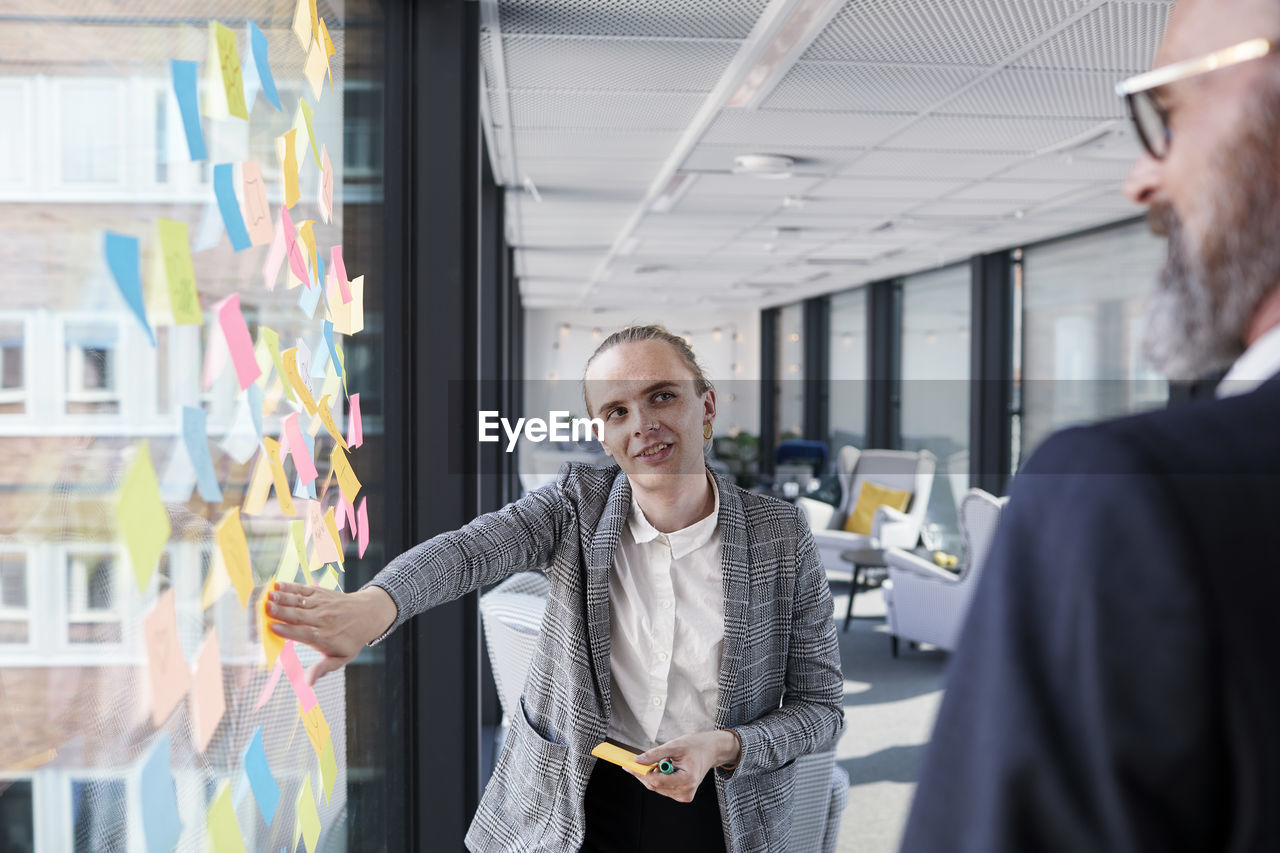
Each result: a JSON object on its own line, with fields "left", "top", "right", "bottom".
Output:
{"left": 628, "top": 730, "right": 741, "bottom": 803}
{"left": 267, "top": 582, "right": 397, "bottom": 685}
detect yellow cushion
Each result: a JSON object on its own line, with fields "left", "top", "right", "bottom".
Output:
{"left": 842, "top": 481, "right": 912, "bottom": 536}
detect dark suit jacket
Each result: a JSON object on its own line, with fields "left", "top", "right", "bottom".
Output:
{"left": 901, "top": 378, "right": 1280, "bottom": 852}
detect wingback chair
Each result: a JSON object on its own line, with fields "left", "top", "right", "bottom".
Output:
{"left": 881, "top": 488, "right": 1007, "bottom": 655}
{"left": 797, "top": 447, "right": 937, "bottom": 581}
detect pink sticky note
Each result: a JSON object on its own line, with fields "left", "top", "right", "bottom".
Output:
{"left": 190, "top": 628, "right": 227, "bottom": 753}
{"left": 318, "top": 145, "right": 334, "bottom": 225}
{"left": 311, "top": 501, "right": 340, "bottom": 564}
{"left": 143, "top": 589, "right": 191, "bottom": 726}
{"left": 283, "top": 412, "right": 318, "bottom": 483}
{"left": 357, "top": 496, "right": 369, "bottom": 558}
{"left": 262, "top": 212, "right": 286, "bottom": 291}
{"left": 279, "top": 640, "right": 318, "bottom": 711}
{"left": 215, "top": 293, "right": 262, "bottom": 390}
{"left": 330, "top": 246, "right": 352, "bottom": 304}
{"left": 241, "top": 162, "right": 274, "bottom": 247}
{"left": 347, "top": 393, "right": 363, "bottom": 449}
{"left": 281, "top": 207, "right": 309, "bottom": 284}
{"left": 253, "top": 657, "right": 284, "bottom": 711}
{"left": 201, "top": 321, "right": 229, "bottom": 391}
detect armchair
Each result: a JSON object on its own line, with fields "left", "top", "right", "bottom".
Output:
{"left": 881, "top": 488, "right": 1006, "bottom": 655}
{"left": 797, "top": 447, "right": 936, "bottom": 581}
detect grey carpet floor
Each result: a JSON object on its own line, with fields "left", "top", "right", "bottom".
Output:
{"left": 829, "top": 582, "right": 948, "bottom": 853}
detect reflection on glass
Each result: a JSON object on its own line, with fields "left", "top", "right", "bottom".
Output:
{"left": 828, "top": 287, "right": 867, "bottom": 452}
{"left": 1021, "top": 221, "right": 1168, "bottom": 463}
{"left": 0, "top": 779, "right": 34, "bottom": 853}
{"left": 776, "top": 304, "right": 805, "bottom": 443}
{"left": 901, "top": 263, "right": 970, "bottom": 542}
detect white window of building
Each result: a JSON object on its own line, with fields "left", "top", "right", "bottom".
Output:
{"left": 0, "top": 318, "right": 27, "bottom": 416}
{"left": 56, "top": 79, "right": 125, "bottom": 186}
{"left": 0, "top": 79, "right": 32, "bottom": 188}
{"left": 65, "top": 550, "right": 124, "bottom": 646}
{"left": 63, "top": 321, "right": 121, "bottom": 417}
{"left": 0, "top": 550, "right": 30, "bottom": 645}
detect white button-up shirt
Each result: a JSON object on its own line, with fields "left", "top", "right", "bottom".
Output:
{"left": 606, "top": 475, "right": 724, "bottom": 750}
{"left": 1218, "top": 323, "right": 1280, "bottom": 397}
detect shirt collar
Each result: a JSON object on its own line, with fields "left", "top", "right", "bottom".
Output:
{"left": 628, "top": 473, "right": 720, "bottom": 559}
{"left": 1218, "top": 323, "right": 1280, "bottom": 397}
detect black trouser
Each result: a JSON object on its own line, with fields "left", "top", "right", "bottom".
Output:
{"left": 580, "top": 758, "right": 728, "bottom": 853}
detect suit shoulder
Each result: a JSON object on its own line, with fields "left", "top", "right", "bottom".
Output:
{"left": 554, "top": 460, "right": 622, "bottom": 501}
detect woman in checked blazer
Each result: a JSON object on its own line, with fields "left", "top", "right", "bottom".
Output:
{"left": 268, "top": 325, "right": 845, "bottom": 852}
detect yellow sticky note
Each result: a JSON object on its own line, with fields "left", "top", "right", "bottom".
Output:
{"left": 116, "top": 441, "right": 171, "bottom": 592}
{"left": 297, "top": 220, "right": 318, "bottom": 283}
{"left": 322, "top": 506, "right": 343, "bottom": 565}
{"left": 318, "top": 19, "right": 335, "bottom": 91}
{"left": 258, "top": 589, "right": 286, "bottom": 669}
{"left": 260, "top": 326, "right": 294, "bottom": 402}
{"left": 275, "top": 534, "right": 300, "bottom": 584}
{"left": 263, "top": 436, "right": 297, "bottom": 516}
{"left": 303, "top": 38, "right": 326, "bottom": 101}
{"left": 156, "top": 219, "right": 201, "bottom": 325}
{"left": 262, "top": 375, "right": 284, "bottom": 417}
{"left": 212, "top": 22, "right": 249, "bottom": 120}
{"left": 300, "top": 701, "right": 331, "bottom": 759}
{"left": 277, "top": 129, "right": 300, "bottom": 209}
{"left": 201, "top": 548, "right": 231, "bottom": 609}
{"left": 191, "top": 628, "right": 226, "bottom": 754}
{"left": 296, "top": 773, "right": 321, "bottom": 853}
{"left": 316, "top": 395, "right": 347, "bottom": 449}
{"left": 291, "top": 0, "right": 311, "bottom": 48}
{"left": 319, "top": 737, "right": 337, "bottom": 802}
{"left": 207, "top": 780, "right": 248, "bottom": 853}
{"left": 297, "top": 98, "right": 320, "bottom": 167}
{"left": 281, "top": 347, "right": 319, "bottom": 415}
{"left": 318, "top": 565, "right": 341, "bottom": 589}
{"left": 331, "top": 446, "right": 362, "bottom": 505}
{"left": 330, "top": 275, "right": 364, "bottom": 336}
{"left": 242, "top": 448, "right": 273, "bottom": 516}
{"left": 291, "top": 518, "right": 308, "bottom": 570}
{"left": 215, "top": 508, "right": 254, "bottom": 610}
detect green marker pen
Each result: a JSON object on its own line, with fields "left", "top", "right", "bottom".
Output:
{"left": 658, "top": 759, "right": 676, "bottom": 775}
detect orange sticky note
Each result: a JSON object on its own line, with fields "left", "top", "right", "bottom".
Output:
{"left": 331, "top": 445, "right": 362, "bottom": 505}
{"left": 299, "top": 701, "right": 330, "bottom": 758}
{"left": 281, "top": 347, "right": 319, "bottom": 415}
{"left": 277, "top": 129, "right": 300, "bottom": 209}
{"left": 214, "top": 508, "right": 254, "bottom": 610}
{"left": 258, "top": 591, "right": 285, "bottom": 669}
{"left": 263, "top": 436, "right": 297, "bottom": 516}
{"left": 190, "top": 628, "right": 226, "bottom": 753}
{"left": 116, "top": 441, "right": 171, "bottom": 592}
{"left": 143, "top": 589, "right": 191, "bottom": 726}
{"left": 240, "top": 162, "right": 274, "bottom": 246}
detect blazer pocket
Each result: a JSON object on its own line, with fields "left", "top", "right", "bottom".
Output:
{"left": 501, "top": 696, "right": 571, "bottom": 835}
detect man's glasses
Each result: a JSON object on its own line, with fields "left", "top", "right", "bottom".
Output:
{"left": 1116, "top": 37, "right": 1275, "bottom": 159}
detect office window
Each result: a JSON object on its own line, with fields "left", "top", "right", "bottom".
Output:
{"left": 776, "top": 303, "right": 805, "bottom": 442}
{"left": 0, "top": 779, "right": 34, "bottom": 853}
{"left": 0, "top": 321, "right": 25, "bottom": 415}
{"left": 1020, "top": 221, "right": 1168, "bottom": 463}
{"left": 70, "top": 777, "right": 125, "bottom": 852}
{"left": 828, "top": 287, "right": 867, "bottom": 451}
{"left": 0, "top": 553, "right": 29, "bottom": 645}
{"left": 900, "top": 264, "right": 971, "bottom": 545}
{"left": 0, "top": 81, "right": 29, "bottom": 187}
{"left": 63, "top": 322, "right": 120, "bottom": 416}
{"left": 58, "top": 81, "right": 123, "bottom": 185}
{"left": 66, "top": 552, "right": 122, "bottom": 645}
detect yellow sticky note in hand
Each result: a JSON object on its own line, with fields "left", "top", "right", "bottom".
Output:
{"left": 215, "top": 508, "right": 254, "bottom": 610}
{"left": 259, "top": 590, "right": 286, "bottom": 669}
{"left": 211, "top": 22, "right": 249, "bottom": 120}
{"left": 116, "top": 441, "right": 171, "bottom": 592}
{"left": 591, "top": 742, "right": 656, "bottom": 775}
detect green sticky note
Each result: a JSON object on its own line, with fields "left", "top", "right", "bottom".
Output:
{"left": 319, "top": 736, "right": 336, "bottom": 803}
{"left": 296, "top": 773, "right": 321, "bottom": 853}
{"left": 207, "top": 780, "right": 248, "bottom": 853}
{"left": 116, "top": 441, "right": 171, "bottom": 591}
{"left": 298, "top": 97, "right": 320, "bottom": 167}
{"left": 212, "top": 22, "right": 249, "bottom": 120}
{"left": 260, "top": 326, "right": 294, "bottom": 402}
{"left": 156, "top": 218, "right": 201, "bottom": 325}
{"left": 290, "top": 519, "right": 307, "bottom": 569}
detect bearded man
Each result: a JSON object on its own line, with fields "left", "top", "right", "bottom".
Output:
{"left": 901, "top": 0, "right": 1280, "bottom": 850}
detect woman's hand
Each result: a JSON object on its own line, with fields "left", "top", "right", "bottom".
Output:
{"left": 627, "top": 730, "right": 741, "bottom": 803}
{"left": 267, "top": 582, "right": 397, "bottom": 685}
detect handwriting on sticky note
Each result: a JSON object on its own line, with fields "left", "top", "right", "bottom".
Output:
{"left": 215, "top": 508, "right": 254, "bottom": 609}
{"left": 143, "top": 589, "right": 191, "bottom": 726}
{"left": 241, "top": 162, "right": 274, "bottom": 246}
{"left": 212, "top": 22, "right": 249, "bottom": 120}
{"left": 300, "top": 700, "right": 330, "bottom": 759}
{"left": 117, "top": 441, "right": 170, "bottom": 592}
{"left": 156, "top": 218, "right": 202, "bottom": 325}
{"left": 190, "top": 628, "right": 227, "bottom": 753}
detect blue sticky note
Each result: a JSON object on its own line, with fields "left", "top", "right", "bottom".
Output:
{"left": 293, "top": 430, "right": 317, "bottom": 499}
{"left": 323, "top": 321, "right": 342, "bottom": 379}
{"left": 243, "top": 726, "right": 281, "bottom": 827}
{"left": 104, "top": 232, "right": 155, "bottom": 346}
{"left": 310, "top": 336, "right": 330, "bottom": 379}
{"left": 314, "top": 250, "right": 325, "bottom": 292}
{"left": 182, "top": 405, "right": 223, "bottom": 503}
{"left": 298, "top": 277, "right": 322, "bottom": 318}
{"left": 141, "top": 733, "right": 183, "bottom": 853}
{"left": 248, "top": 22, "right": 282, "bottom": 111}
{"left": 170, "top": 60, "right": 206, "bottom": 161}
{"left": 247, "top": 383, "right": 264, "bottom": 439}
{"left": 213, "top": 164, "right": 252, "bottom": 252}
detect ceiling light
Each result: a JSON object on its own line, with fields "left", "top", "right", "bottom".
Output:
{"left": 782, "top": 195, "right": 807, "bottom": 208}
{"left": 522, "top": 175, "right": 543, "bottom": 203}
{"left": 726, "top": 0, "right": 848, "bottom": 109}
{"left": 733, "top": 154, "right": 795, "bottom": 179}
{"left": 650, "top": 172, "right": 697, "bottom": 213}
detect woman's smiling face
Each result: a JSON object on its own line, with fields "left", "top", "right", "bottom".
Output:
{"left": 583, "top": 339, "right": 715, "bottom": 491}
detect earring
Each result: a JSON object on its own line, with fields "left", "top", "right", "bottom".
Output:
{"left": 703, "top": 423, "right": 713, "bottom": 440}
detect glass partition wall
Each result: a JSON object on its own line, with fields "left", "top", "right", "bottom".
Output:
{"left": 827, "top": 287, "right": 868, "bottom": 453}
{"left": 0, "top": 4, "right": 405, "bottom": 851}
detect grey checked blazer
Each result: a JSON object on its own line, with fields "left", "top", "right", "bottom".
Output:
{"left": 366, "top": 463, "right": 845, "bottom": 852}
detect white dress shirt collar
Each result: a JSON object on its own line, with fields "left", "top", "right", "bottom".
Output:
{"left": 627, "top": 473, "right": 720, "bottom": 559}
{"left": 1217, "top": 323, "right": 1280, "bottom": 397}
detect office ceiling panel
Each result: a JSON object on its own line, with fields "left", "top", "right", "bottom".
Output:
{"left": 480, "top": 0, "right": 1171, "bottom": 309}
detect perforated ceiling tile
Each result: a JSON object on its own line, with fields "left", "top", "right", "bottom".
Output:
{"left": 499, "top": 34, "right": 740, "bottom": 92}
{"left": 944, "top": 179, "right": 1094, "bottom": 203}
{"left": 498, "top": 0, "right": 770, "bottom": 39}
{"left": 673, "top": 188, "right": 793, "bottom": 217}
{"left": 685, "top": 173, "right": 824, "bottom": 197}
{"left": 513, "top": 128, "right": 680, "bottom": 160}
{"left": 682, "top": 143, "right": 867, "bottom": 174}
{"left": 762, "top": 61, "right": 982, "bottom": 113}
{"left": 996, "top": 153, "right": 1134, "bottom": 181}
{"left": 839, "top": 149, "right": 1019, "bottom": 179}
{"left": 886, "top": 115, "right": 1101, "bottom": 152}
{"left": 815, "top": 176, "right": 970, "bottom": 201}
{"left": 702, "top": 110, "right": 914, "bottom": 148}
{"left": 804, "top": 0, "right": 1092, "bottom": 66}
{"left": 517, "top": 251, "right": 601, "bottom": 278}
{"left": 519, "top": 157, "right": 662, "bottom": 188}
{"left": 940, "top": 68, "right": 1126, "bottom": 119}
{"left": 786, "top": 196, "right": 920, "bottom": 217}
{"left": 508, "top": 90, "right": 706, "bottom": 130}
{"left": 1014, "top": 1, "right": 1170, "bottom": 72}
